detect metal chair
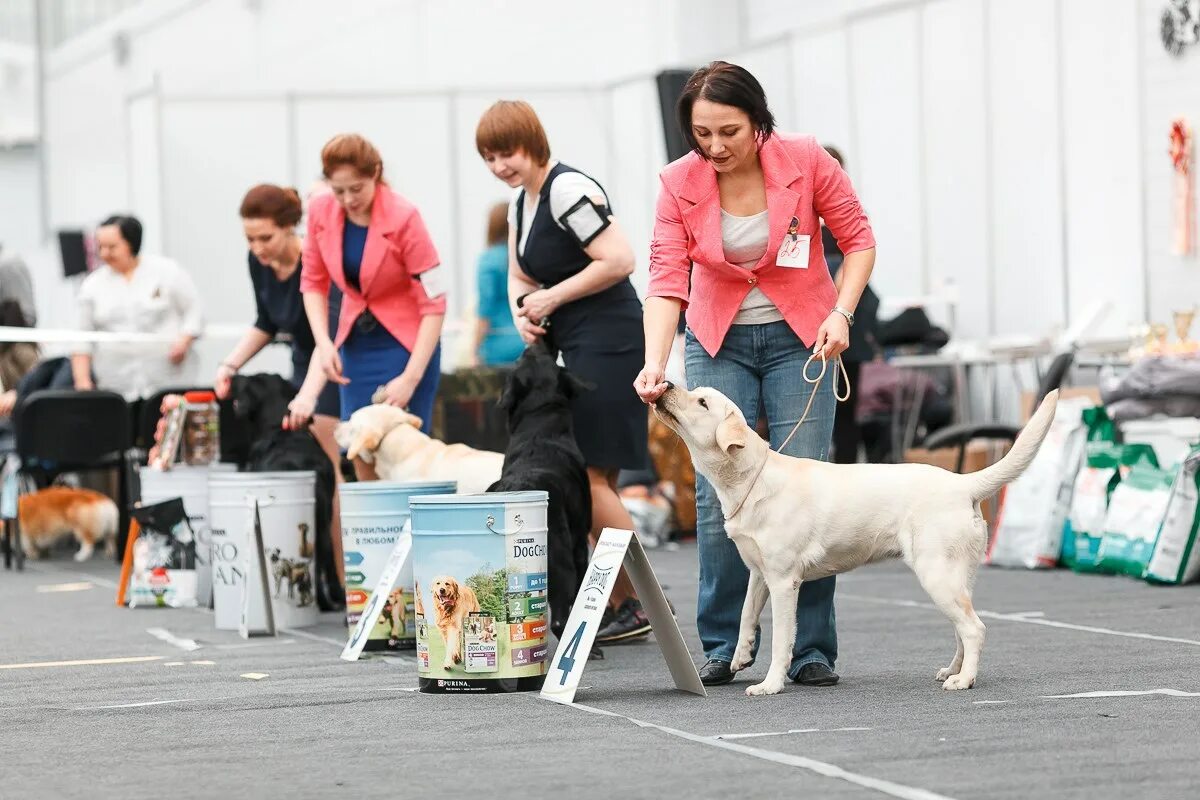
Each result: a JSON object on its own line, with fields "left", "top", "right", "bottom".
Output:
{"left": 3, "top": 390, "right": 133, "bottom": 568}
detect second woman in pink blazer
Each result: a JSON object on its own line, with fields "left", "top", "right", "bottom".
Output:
{"left": 635, "top": 62, "right": 877, "bottom": 691}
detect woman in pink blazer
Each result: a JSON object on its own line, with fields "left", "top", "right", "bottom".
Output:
{"left": 301, "top": 134, "right": 446, "bottom": 477}
{"left": 635, "top": 62, "right": 877, "bottom": 688}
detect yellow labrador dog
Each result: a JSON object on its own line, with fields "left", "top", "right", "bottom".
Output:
{"left": 335, "top": 405, "right": 504, "bottom": 494}
{"left": 654, "top": 383, "right": 1058, "bottom": 696}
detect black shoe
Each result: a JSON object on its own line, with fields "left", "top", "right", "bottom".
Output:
{"left": 699, "top": 658, "right": 738, "bottom": 686}
{"left": 793, "top": 662, "right": 839, "bottom": 686}
{"left": 596, "top": 598, "right": 651, "bottom": 643}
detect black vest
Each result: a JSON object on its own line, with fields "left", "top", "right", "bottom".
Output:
{"left": 515, "top": 163, "right": 641, "bottom": 349}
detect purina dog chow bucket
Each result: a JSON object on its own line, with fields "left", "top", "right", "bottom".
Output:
{"left": 339, "top": 480, "right": 457, "bottom": 651}
{"left": 410, "top": 491, "right": 549, "bottom": 693}
{"left": 208, "top": 472, "right": 319, "bottom": 631}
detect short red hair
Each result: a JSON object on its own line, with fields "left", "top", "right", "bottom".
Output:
{"left": 475, "top": 101, "right": 550, "bottom": 165}
{"left": 321, "top": 133, "right": 383, "bottom": 181}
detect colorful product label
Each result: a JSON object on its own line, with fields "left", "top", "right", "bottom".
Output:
{"left": 343, "top": 519, "right": 415, "bottom": 650}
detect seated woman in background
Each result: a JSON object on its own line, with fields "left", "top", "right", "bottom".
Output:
{"left": 469, "top": 201, "right": 524, "bottom": 367}
{"left": 71, "top": 215, "right": 204, "bottom": 402}
{"left": 0, "top": 300, "right": 39, "bottom": 424}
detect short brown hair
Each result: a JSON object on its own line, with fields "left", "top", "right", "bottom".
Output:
{"left": 475, "top": 101, "right": 550, "bottom": 165}
{"left": 321, "top": 133, "right": 383, "bottom": 180}
{"left": 239, "top": 184, "right": 303, "bottom": 227}
{"left": 677, "top": 61, "right": 776, "bottom": 158}
{"left": 486, "top": 201, "right": 508, "bottom": 246}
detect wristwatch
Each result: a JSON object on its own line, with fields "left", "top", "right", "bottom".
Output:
{"left": 831, "top": 306, "right": 855, "bottom": 327}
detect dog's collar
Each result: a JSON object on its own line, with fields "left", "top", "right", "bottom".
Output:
{"left": 723, "top": 451, "right": 770, "bottom": 522}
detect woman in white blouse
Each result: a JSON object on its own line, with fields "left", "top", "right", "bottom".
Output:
{"left": 71, "top": 215, "right": 204, "bottom": 399}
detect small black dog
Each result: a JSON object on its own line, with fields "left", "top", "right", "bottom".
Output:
{"left": 488, "top": 343, "right": 592, "bottom": 640}
{"left": 229, "top": 373, "right": 343, "bottom": 612}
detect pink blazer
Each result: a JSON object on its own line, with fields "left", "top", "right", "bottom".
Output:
{"left": 647, "top": 133, "right": 875, "bottom": 356}
{"left": 300, "top": 187, "right": 446, "bottom": 351}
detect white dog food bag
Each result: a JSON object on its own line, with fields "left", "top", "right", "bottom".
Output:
{"left": 1094, "top": 463, "right": 1176, "bottom": 578}
{"left": 988, "top": 397, "right": 1093, "bottom": 569}
{"left": 1145, "top": 448, "right": 1200, "bottom": 585}
{"left": 127, "top": 498, "right": 199, "bottom": 609}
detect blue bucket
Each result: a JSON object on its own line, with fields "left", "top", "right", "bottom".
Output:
{"left": 339, "top": 480, "right": 457, "bottom": 651}
{"left": 411, "top": 491, "right": 549, "bottom": 693}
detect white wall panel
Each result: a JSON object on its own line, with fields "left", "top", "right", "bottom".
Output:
{"left": 733, "top": 42, "right": 795, "bottom": 130}
{"left": 848, "top": 8, "right": 925, "bottom": 304}
{"left": 987, "top": 0, "right": 1066, "bottom": 338}
{"left": 609, "top": 79, "right": 668, "bottom": 299}
{"left": 790, "top": 28, "right": 853, "bottom": 172}
{"left": 921, "top": 0, "right": 990, "bottom": 339}
{"left": 1060, "top": 0, "right": 1142, "bottom": 337}
{"left": 127, "top": 93, "right": 163, "bottom": 256}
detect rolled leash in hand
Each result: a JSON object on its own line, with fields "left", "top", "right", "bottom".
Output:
{"left": 778, "top": 351, "right": 852, "bottom": 454}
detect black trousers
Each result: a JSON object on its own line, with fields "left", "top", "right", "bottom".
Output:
{"left": 831, "top": 359, "right": 862, "bottom": 464}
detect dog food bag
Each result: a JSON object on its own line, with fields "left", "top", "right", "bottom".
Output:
{"left": 988, "top": 397, "right": 1093, "bottom": 569}
{"left": 1145, "top": 447, "right": 1200, "bottom": 585}
{"left": 1094, "top": 462, "right": 1176, "bottom": 578}
{"left": 127, "top": 498, "right": 199, "bottom": 609}
{"left": 1059, "top": 407, "right": 1116, "bottom": 568}
{"left": 1067, "top": 441, "right": 1158, "bottom": 573}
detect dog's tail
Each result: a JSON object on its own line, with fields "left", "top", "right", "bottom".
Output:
{"left": 961, "top": 389, "right": 1059, "bottom": 501}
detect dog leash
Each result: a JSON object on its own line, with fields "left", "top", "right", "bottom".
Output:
{"left": 724, "top": 352, "right": 852, "bottom": 522}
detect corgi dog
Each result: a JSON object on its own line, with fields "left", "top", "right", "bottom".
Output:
{"left": 17, "top": 487, "right": 119, "bottom": 561}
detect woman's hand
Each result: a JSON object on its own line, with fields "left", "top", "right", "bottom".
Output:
{"left": 514, "top": 314, "right": 546, "bottom": 345}
{"left": 167, "top": 334, "right": 193, "bottom": 365}
{"left": 634, "top": 363, "right": 670, "bottom": 404}
{"left": 814, "top": 312, "right": 850, "bottom": 359}
{"left": 381, "top": 372, "right": 418, "bottom": 408}
{"left": 0, "top": 389, "right": 16, "bottom": 417}
{"left": 516, "top": 288, "right": 560, "bottom": 324}
{"left": 317, "top": 341, "right": 351, "bottom": 385}
{"left": 283, "top": 393, "right": 316, "bottom": 430}
{"left": 214, "top": 363, "right": 236, "bottom": 399}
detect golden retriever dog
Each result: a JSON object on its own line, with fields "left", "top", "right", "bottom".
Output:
{"left": 654, "top": 383, "right": 1057, "bottom": 696}
{"left": 430, "top": 575, "right": 481, "bottom": 670}
{"left": 18, "top": 487, "right": 119, "bottom": 562}
{"left": 334, "top": 405, "right": 504, "bottom": 494}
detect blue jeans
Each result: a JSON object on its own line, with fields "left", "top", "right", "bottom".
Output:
{"left": 685, "top": 321, "right": 838, "bottom": 678}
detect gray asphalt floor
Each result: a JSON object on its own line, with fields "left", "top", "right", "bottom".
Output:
{"left": 2, "top": 541, "right": 1198, "bottom": 800}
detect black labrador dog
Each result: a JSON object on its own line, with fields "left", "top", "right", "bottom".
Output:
{"left": 488, "top": 343, "right": 592, "bottom": 640}
{"left": 229, "top": 373, "right": 343, "bottom": 612}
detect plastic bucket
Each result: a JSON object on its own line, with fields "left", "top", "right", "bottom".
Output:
{"left": 410, "top": 491, "right": 549, "bottom": 693}
{"left": 339, "top": 480, "right": 457, "bottom": 651}
{"left": 208, "top": 472, "right": 319, "bottom": 631}
{"left": 139, "top": 463, "right": 234, "bottom": 608}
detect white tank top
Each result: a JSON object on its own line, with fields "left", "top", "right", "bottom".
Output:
{"left": 722, "top": 209, "right": 783, "bottom": 325}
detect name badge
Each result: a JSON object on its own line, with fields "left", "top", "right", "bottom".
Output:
{"left": 777, "top": 234, "right": 810, "bottom": 269}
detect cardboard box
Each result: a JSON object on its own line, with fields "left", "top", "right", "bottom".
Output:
{"left": 1020, "top": 387, "right": 1100, "bottom": 422}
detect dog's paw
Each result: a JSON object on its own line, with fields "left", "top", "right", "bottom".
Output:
{"left": 441, "top": 661, "right": 454, "bottom": 671}
{"left": 942, "top": 674, "right": 975, "bottom": 691}
{"left": 730, "top": 648, "right": 753, "bottom": 673}
{"left": 935, "top": 667, "right": 959, "bottom": 682}
{"left": 745, "top": 678, "right": 785, "bottom": 697}
{"left": 73, "top": 548, "right": 94, "bottom": 562}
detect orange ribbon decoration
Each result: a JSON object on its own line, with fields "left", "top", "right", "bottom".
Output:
{"left": 1170, "top": 118, "right": 1193, "bottom": 256}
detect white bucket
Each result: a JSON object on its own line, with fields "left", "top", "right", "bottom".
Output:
{"left": 139, "top": 463, "right": 235, "bottom": 608}
{"left": 209, "top": 471, "right": 320, "bottom": 631}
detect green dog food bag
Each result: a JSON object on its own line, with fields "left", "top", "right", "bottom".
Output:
{"left": 1094, "top": 462, "right": 1176, "bottom": 578}
{"left": 1069, "top": 440, "right": 1158, "bottom": 574}
{"left": 1145, "top": 447, "right": 1200, "bottom": 585}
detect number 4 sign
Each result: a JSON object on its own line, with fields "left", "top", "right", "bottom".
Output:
{"left": 541, "top": 528, "right": 706, "bottom": 705}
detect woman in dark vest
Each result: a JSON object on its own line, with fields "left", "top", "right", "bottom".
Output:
{"left": 475, "top": 100, "right": 653, "bottom": 642}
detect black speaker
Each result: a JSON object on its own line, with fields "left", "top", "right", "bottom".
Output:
{"left": 57, "top": 230, "right": 91, "bottom": 278}
{"left": 655, "top": 68, "right": 695, "bottom": 164}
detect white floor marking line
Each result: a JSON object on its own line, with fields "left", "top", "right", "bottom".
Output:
{"left": 146, "top": 628, "right": 201, "bottom": 651}
{"left": 713, "top": 726, "right": 872, "bottom": 741}
{"left": 839, "top": 593, "right": 1200, "bottom": 647}
{"left": 74, "top": 698, "right": 194, "bottom": 711}
{"left": 190, "top": 660, "right": 215, "bottom": 666}
{"left": 213, "top": 639, "right": 297, "bottom": 650}
{"left": 27, "top": 563, "right": 119, "bottom": 589}
{"left": 1043, "top": 689, "right": 1200, "bottom": 699}
{"left": 35, "top": 581, "right": 95, "bottom": 593}
{"left": 556, "top": 701, "right": 958, "bottom": 800}
{"left": 973, "top": 700, "right": 1008, "bottom": 705}
{"left": 0, "top": 655, "right": 164, "bottom": 670}
{"left": 240, "top": 672, "right": 269, "bottom": 680}
{"left": 163, "top": 662, "right": 185, "bottom": 667}
{"left": 380, "top": 687, "right": 421, "bottom": 692}
{"left": 278, "top": 627, "right": 346, "bottom": 649}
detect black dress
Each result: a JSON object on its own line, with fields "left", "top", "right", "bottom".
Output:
{"left": 514, "top": 163, "right": 648, "bottom": 471}
{"left": 248, "top": 253, "right": 341, "bottom": 417}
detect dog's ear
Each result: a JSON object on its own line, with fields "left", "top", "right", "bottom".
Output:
{"left": 497, "top": 374, "right": 527, "bottom": 411}
{"left": 400, "top": 411, "right": 424, "bottom": 430}
{"left": 715, "top": 410, "right": 747, "bottom": 454}
{"left": 345, "top": 428, "right": 380, "bottom": 462}
{"left": 557, "top": 368, "right": 594, "bottom": 400}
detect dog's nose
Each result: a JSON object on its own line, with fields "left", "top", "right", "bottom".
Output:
{"left": 663, "top": 381, "right": 675, "bottom": 391}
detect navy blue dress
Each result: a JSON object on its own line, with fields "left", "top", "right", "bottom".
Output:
{"left": 248, "top": 253, "right": 341, "bottom": 417}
